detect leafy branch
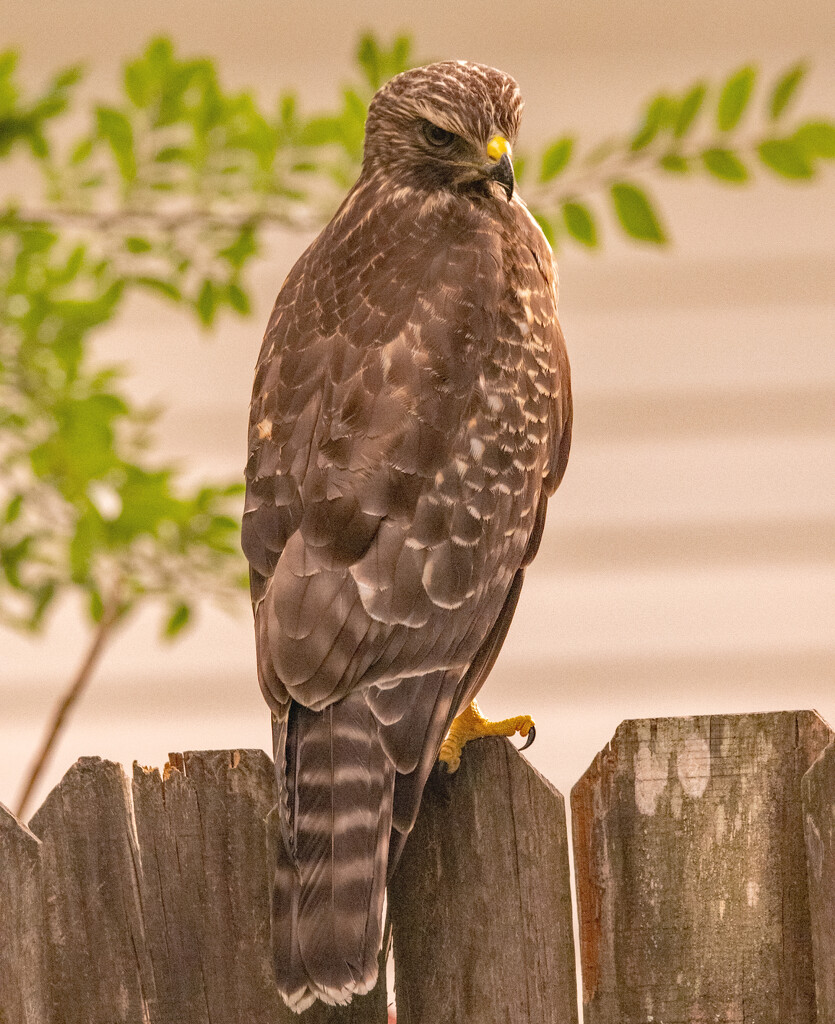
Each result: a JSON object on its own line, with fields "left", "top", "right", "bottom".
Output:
{"left": 0, "top": 51, "right": 80, "bottom": 158}
{"left": 523, "top": 62, "right": 835, "bottom": 246}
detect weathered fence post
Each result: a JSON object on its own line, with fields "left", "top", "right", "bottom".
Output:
{"left": 0, "top": 803, "right": 46, "bottom": 1024}
{"left": 388, "top": 736, "right": 578, "bottom": 1024}
{"left": 130, "top": 748, "right": 285, "bottom": 1023}
{"left": 572, "top": 710, "right": 833, "bottom": 1024}
{"left": 20, "top": 750, "right": 386, "bottom": 1024}
{"left": 135, "top": 749, "right": 387, "bottom": 1023}
{"left": 803, "top": 738, "right": 835, "bottom": 1022}
{"left": 29, "top": 755, "right": 154, "bottom": 1024}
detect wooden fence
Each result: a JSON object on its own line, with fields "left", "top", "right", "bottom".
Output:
{"left": 1, "top": 709, "right": 833, "bottom": 1024}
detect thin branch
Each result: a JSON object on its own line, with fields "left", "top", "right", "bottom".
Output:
{"left": 8, "top": 202, "right": 322, "bottom": 234}
{"left": 14, "top": 594, "right": 122, "bottom": 820}
{"left": 525, "top": 132, "right": 767, "bottom": 208}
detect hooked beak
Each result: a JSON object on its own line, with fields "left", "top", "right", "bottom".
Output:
{"left": 485, "top": 135, "right": 514, "bottom": 201}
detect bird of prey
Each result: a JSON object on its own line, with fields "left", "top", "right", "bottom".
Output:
{"left": 242, "top": 60, "right": 572, "bottom": 1011}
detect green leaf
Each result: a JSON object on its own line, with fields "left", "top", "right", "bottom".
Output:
{"left": 196, "top": 279, "right": 217, "bottom": 325}
{"left": 109, "top": 466, "right": 185, "bottom": 543}
{"left": 631, "top": 94, "right": 676, "bottom": 151}
{"left": 0, "top": 50, "right": 19, "bottom": 83}
{"left": 659, "top": 153, "right": 690, "bottom": 173}
{"left": 155, "top": 145, "right": 189, "bottom": 163}
{"left": 89, "top": 588, "right": 104, "bottom": 623}
{"left": 124, "top": 59, "right": 152, "bottom": 108}
{"left": 562, "top": 201, "right": 598, "bottom": 247}
{"left": 539, "top": 137, "right": 574, "bottom": 181}
{"left": 532, "top": 211, "right": 556, "bottom": 246}
{"left": 218, "top": 223, "right": 257, "bottom": 268}
{"left": 794, "top": 120, "right": 835, "bottom": 159}
{"left": 278, "top": 92, "right": 297, "bottom": 131}
{"left": 96, "top": 106, "right": 136, "bottom": 181}
{"left": 757, "top": 138, "right": 814, "bottom": 178}
{"left": 70, "top": 137, "right": 93, "bottom": 165}
{"left": 769, "top": 63, "right": 807, "bottom": 120}
{"left": 69, "top": 509, "right": 104, "bottom": 583}
{"left": 125, "top": 236, "right": 152, "bottom": 254}
{"left": 31, "top": 394, "right": 124, "bottom": 494}
{"left": 610, "top": 182, "right": 666, "bottom": 243}
{"left": 145, "top": 36, "right": 175, "bottom": 73}
{"left": 356, "top": 33, "right": 412, "bottom": 92}
{"left": 717, "top": 65, "right": 757, "bottom": 131}
{"left": 1, "top": 536, "right": 32, "bottom": 590}
{"left": 390, "top": 36, "right": 412, "bottom": 77}
{"left": 226, "top": 283, "right": 250, "bottom": 315}
{"left": 51, "top": 66, "right": 83, "bottom": 91}
{"left": 341, "top": 89, "right": 367, "bottom": 155}
{"left": 129, "top": 276, "right": 182, "bottom": 302}
{"left": 29, "top": 582, "right": 56, "bottom": 630}
{"left": 164, "top": 602, "right": 191, "bottom": 638}
{"left": 674, "top": 83, "right": 707, "bottom": 137}
{"left": 701, "top": 147, "right": 749, "bottom": 182}
{"left": 299, "top": 115, "right": 344, "bottom": 147}
{"left": 357, "top": 34, "right": 384, "bottom": 91}
{"left": 4, "top": 494, "right": 23, "bottom": 523}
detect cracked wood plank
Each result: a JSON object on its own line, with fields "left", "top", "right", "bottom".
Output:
{"left": 388, "top": 736, "right": 578, "bottom": 1024}
{"left": 803, "top": 738, "right": 835, "bottom": 1022}
{"left": 0, "top": 802, "right": 47, "bottom": 1024}
{"left": 132, "top": 748, "right": 285, "bottom": 1024}
{"left": 572, "top": 710, "right": 833, "bottom": 1024}
{"left": 28, "top": 756, "right": 155, "bottom": 1024}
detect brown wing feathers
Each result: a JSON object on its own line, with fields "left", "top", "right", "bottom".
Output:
{"left": 244, "top": 62, "right": 571, "bottom": 1011}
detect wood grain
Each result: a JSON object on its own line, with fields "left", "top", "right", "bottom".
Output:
{"left": 803, "top": 737, "right": 835, "bottom": 1023}
{"left": 131, "top": 748, "right": 285, "bottom": 1024}
{"left": 0, "top": 802, "right": 46, "bottom": 1024}
{"left": 388, "top": 736, "right": 578, "bottom": 1024}
{"left": 28, "top": 756, "right": 153, "bottom": 1024}
{"left": 572, "top": 711, "right": 833, "bottom": 1024}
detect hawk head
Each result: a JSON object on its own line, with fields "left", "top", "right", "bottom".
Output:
{"left": 363, "top": 61, "right": 523, "bottom": 201}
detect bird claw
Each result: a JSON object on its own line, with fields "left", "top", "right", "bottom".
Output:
{"left": 518, "top": 723, "right": 536, "bottom": 751}
{"left": 439, "top": 701, "right": 536, "bottom": 773}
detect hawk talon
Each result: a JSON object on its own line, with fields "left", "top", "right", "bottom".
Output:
{"left": 438, "top": 700, "right": 536, "bottom": 773}
{"left": 519, "top": 723, "right": 536, "bottom": 751}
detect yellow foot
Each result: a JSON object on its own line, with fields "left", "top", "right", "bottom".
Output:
{"left": 438, "top": 700, "right": 535, "bottom": 774}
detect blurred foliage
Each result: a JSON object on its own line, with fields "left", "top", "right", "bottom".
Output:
{"left": 523, "top": 60, "right": 835, "bottom": 247}
{"left": 1, "top": 33, "right": 834, "bottom": 644}
{"left": 0, "top": 215, "right": 245, "bottom": 636}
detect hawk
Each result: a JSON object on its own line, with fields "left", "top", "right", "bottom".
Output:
{"left": 243, "top": 60, "right": 572, "bottom": 1011}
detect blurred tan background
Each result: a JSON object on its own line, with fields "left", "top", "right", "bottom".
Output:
{"left": 1, "top": 0, "right": 833, "bottom": 814}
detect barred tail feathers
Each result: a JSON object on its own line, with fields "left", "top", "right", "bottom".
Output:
{"left": 271, "top": 694, "right": 395, "bottom": 1012}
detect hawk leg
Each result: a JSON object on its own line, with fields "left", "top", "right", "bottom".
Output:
{"left": 438, "top": 699, "right": 535, "bottom": 773}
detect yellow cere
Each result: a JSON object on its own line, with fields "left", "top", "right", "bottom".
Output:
{"left": 486, "top": 134, "right": 512, "bottom": 162}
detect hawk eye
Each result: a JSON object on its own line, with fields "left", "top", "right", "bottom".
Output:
{"left": 422, "top": 121, "right": 456, "bottom": 147}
